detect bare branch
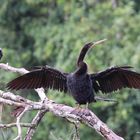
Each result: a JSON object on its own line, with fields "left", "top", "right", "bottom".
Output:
{"left": 14, "top": 107, "right": 29, "bottom": 140}
{"left": 0, "top": 63, "right": 28, "bottom": 74}
{"left": 43, "top": 100, "right": 124, "bottom": 140}
{"left": 0, "top": 123, "right": 35, "bottom": 128}
{"left": 111, "top": 0, "right": 118, "bottom": 8}
{"left": 0, "top": 93, "right": 42, "bottom": 110}
{"left": 0, "top": 90, "right": 124, "bottom": 140}
{"left": 0, "top": 103, "right": 3, "bottom": 122}
{"left": 24, "top": 109, "right": 48, "bottom": 140}
{"left": 73, "top": 123, "right": 80, "bottom": 140}
{"left": 0, "top": 63, "right": 124, "bottom": 140}
{"left": 0, "top": 90, "right": 40, "bottom": 106}
{"left": 0, "top": 96, "right": 26, "bottom": 107}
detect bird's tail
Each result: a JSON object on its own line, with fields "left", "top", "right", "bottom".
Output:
{"left": 95, "top": 96, "right": 117, "bottom": 103}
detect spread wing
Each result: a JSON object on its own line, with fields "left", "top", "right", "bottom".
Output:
{"left": 90, "top": 66, "right": 140, "bottom": 93}
{"left": 7, "top": 66, "right": 68, "bottom": 93}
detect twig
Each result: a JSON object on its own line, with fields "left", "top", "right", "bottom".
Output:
{"left": 0, "top": 63, "right": 28, "bottom": 74}
{"left": 0, "top": 103, "right": 3, "bottom": 122}
{"left": 0, "top": 90, "right": 41, "bottom": 108}
{"left": 73, "top": 122, "right": 80, "bottom": 140}
{"left": 35, "top": 88, "right": 46, "bottom": 101}
{"left": 0, "top": 96, "right": 26, "bottom": 107}
{"left": 24, "top": 109, "right": 48, "bottom": 140}
{"left": 14, "top": 107, "right": 29, "bottom": 140}
{"left": 0, "top": 96, "right": 42, "bottom": 110}
{"left": 0, "top": 123, "right": 35, "bottom": 128}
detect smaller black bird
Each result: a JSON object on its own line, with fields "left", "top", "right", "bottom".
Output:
{"left": 0, "top": 48, "right": 3, "bottom": 60}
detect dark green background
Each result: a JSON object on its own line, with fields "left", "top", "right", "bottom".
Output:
{"left": 0, "top": 0, "right": 140, "bottom": 140}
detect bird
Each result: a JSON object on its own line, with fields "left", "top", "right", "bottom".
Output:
{"left": 0, "top": 48, "right": 3, "bottom": 60}
{"left": 7, "top": 39, "right": 140, "bottom": 106}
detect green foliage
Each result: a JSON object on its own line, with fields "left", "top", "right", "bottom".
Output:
{"left": 0, "top": 0, "right": 140, "bottom": 140}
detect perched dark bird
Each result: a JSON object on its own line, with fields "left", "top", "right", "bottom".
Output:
{"left": 7, "top": 39, "right": 140, "bottom": 106}
{"left": 0, "top": 48, "right": 3, "bottom": 60}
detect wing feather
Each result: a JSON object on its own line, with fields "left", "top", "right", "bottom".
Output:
{"left": 7, "top": 66, "right": 68, "bottom": 93}
{"left": 90, "top": 66, "right": 140, "bottom": 93}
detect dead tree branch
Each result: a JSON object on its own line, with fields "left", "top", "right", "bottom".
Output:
{"left": 14, "top": 107, "right": 29, "bottom": 140}
{"left": 0, "top": 123, "right": 35, "bottom": 128}
{"left": 24, "top": 109, "right": 48, "bottom": 140}
{"left": 0, "top": 63, "right": 124, "bottom": 140}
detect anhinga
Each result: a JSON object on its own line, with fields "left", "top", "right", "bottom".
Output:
{"left": 7, "top": 39, "right": 140, "bottom": 105}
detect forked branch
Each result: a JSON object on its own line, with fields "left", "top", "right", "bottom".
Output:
{"left": 0, "top": 63, "right": 124, "bottom": 140}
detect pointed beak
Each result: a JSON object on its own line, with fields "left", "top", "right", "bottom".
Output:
{"left": 91, "top": 39, "right": 107, "bottom": 47}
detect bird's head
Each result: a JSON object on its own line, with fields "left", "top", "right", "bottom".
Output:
{"left": 77, "top": 39, "right": 107, "bottom": 67}
{"left": 89, "top": 39, "right": 107, "bottom": 49}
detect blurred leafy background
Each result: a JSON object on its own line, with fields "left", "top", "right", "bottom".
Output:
{"left": 0, "top": 0, "right": 140, "bottom": 140}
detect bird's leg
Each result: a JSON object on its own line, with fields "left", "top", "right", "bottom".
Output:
{"left": 75, "top": 103, "right": 81, "bottom": 109}
{"left": 85, "top": 102, "right": 89, "bottom": 109}
{"left": 75, "top": 103, "right": 82, "bottom": 112}
{"left": 80, "top": 102, "right": 91, "bottom": 116}
{"left": 70, "top": 103, "right": 81, "bottom": 115}
{"left": 71, "top": 102, "right": 91, "bottom": 116}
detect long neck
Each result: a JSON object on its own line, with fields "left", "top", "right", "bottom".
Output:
{"left": 75, "top": 62, "right": 87, "bottom": 75}
{"left": 77, "top": 43, "right": 92, "bottom": 66}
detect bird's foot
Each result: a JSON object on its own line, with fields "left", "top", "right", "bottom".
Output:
{"left": 71, "top": 108, "right": 91, "bottom": 116}
{"left": 71, "top": 103, "right": 91, "bottom": 116}
{"left": 71, "top": 104, "right": 81, "bottom": 114}
{"left": 85, "top": 102, "right": 89, "bottom": 109}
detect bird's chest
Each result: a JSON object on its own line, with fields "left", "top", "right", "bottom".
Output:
{"left": 67, "top": 75, "right": 91, "bottom": 92}
{"left": 67, "top": 74, "right": 93, "bottom": 103}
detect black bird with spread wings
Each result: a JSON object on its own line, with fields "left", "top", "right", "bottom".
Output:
{"left": 7, "top": 39, "right": 140, "bottom": 105}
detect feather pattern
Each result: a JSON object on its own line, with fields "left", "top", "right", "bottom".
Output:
{"left": 7, "top": 66, "right": 68, "bottom": 93}
{"left": 90, "top": 66, "right": 140, "bottom": 93}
